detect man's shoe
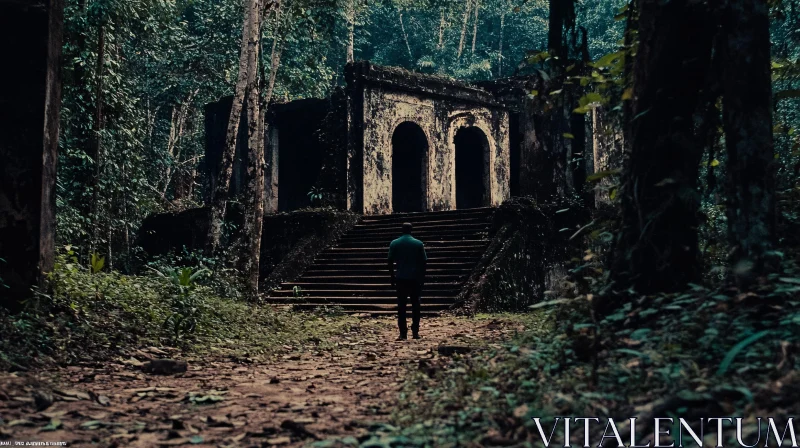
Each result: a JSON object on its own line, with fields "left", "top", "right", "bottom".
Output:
{"left": 397, "top": 334, "right": 407, "bottom": 341}
{"left": 412, "top": 333, "right": 421, "bottom": 340}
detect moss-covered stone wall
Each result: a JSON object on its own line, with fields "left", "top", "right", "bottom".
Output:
{"left": 454, "top": 198, "right": 588, "bottom": 313}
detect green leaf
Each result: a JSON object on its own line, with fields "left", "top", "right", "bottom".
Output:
{"left": 586, "top": 169, "right": 620, "bottom": 182}
{"left": 716, "top": 330, "right": 771, "bottom": 377}
{"left": 81, "top": 420, "right": 103, "bottom": 429}
{"left": 622, "top": 87, "right": 633, "bottom": 100}
{"left": 42, "top": 418, "right": 62, "bottom": 431}
{"left": 615, "top": 348, "right": 650, "bottom": 360}
{"left": 563, "top": 133, "right": 575, "bottom": 139}
{"left": 578, "top": 92, "right": 606, "bottom": 107}
{"left": 592, "top": 51, "right": 623, "bottom": 69}
{"left": 529, "top": 298, "right": 574, "bottom": 309}
{"left": 90, "top": 253, "right": 105, "bottom": 274}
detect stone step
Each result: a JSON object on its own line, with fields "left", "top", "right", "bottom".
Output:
{"left": 339, "top": 231, "right": 489, "bottom": 243}
{"left": 352, "top": 220, "right": 490, "bottom": 232}
{"left": 312, "top": 257, "right": 481, "bottom": 264}
{"left": 282, "top": 282, "right": 463, "bottom": 290}
{"left": 270, "top": 296, "right": 457, "bottom": 304}
{"left": 318, "top": 247, "right": 486, "bottom": 257}
{"left": 336, "top": 239, "right": 489, "bottom": 249}
{"left": 291, "top": 303, "right": 453, "bottom": 312}
{"left": 269, "top": 288, "right": 462, "bottom": 297}
{"left": 360, "top": 207, "right": 493, "bottom": 222}
{"left": 306, "top": 261, "right": 476, "bottom": 271}
{"left": 302, "top": 268, "right": 472, "bottom": 277}
{"left": 296, "top": 274, "right": 466, "bottom": 283}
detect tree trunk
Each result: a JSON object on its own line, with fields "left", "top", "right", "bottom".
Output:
{"left": 206, "top": 0, "right": 258, "bottom": 256}
{"left": 720, "top": 0, "right": 776, "bottom": 278}
{"left": 399, "top": 13, "right": 413, "bottom": 64}
{"left": 610, "top": 0, "right": 714, "bottom": 297}
{"left": 471, "top": 0, "right": 479, "bottom": 54}
{"left": 163, "top": 89, "right": 198, "bottom": 198}
{"left": 548, "top": 0, "right": 564, "bottom": 57}
{"left": 497, "top": 10, "right": 505, "bottom": 76}
{"left": 346, "top": 0, "right": 355, "bottom": 63}
{"left": 437, "top": 7, "right": 446, "bottom": 50}
{"left": 457, "top": 0, "right": 471, "bottom": 59}
{"left": 263, "top": 3, "right": 285, "bottom": 212}
{"left": 0, "top": 0, "right": 64, "bottom": 307}
{"left": 540, "top": 0, "right": 571, "bottom": 199}
{"left": 89, "top": 25, "right": 105, "bottom": 256}
{"left": 242, "top": 0, "right": 264, "bottom": 297}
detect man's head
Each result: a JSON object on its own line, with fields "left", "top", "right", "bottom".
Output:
{"left": 402, "top": 222, "right": 413, "bottom": 234}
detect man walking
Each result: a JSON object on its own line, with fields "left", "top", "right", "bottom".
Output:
{"left": 388, "top": 222, "right": 427, "bottom": 340}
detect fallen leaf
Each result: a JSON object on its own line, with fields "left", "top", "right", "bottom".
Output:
{"left": 8, "top": 419, "right": 35, "bottom": 427}
{"left": 41, "top": 418, "right": 62, "bottom": 431}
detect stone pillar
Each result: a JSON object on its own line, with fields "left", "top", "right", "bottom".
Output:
{"left": 265, "top": 126, "right": 279, "bottom": 212}
{"left": 0, "top": 0, "right": 64, "bottom": 307}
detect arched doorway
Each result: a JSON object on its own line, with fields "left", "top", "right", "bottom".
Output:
{"left": 454, "top": 126, "right": 490, "bottom": 209}
{"left": 392, "top": 122, "right": 428, "bottom": 213}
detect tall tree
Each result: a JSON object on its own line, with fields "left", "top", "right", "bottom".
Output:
{"left": 88, "top": 24, "right": 105, "bottom": 255}
{"left": 720, "top": 0, "right": 777, "bottom": 277}
{"left": 611, "top": 0, "right": 715, "bottom": 296}
{"left": 242, "top": 0, "right": 265, "bottom": 296}
{"left": 345, "top": 0, "right": 356, "bottom": 63}
{"left": 457, "top": 0, "right": 472, "bottom": 59}
{"left": 0, "top": 0, "right": 64, "bottom": 307}
{"left": 471, "top": 0, "right": 480, "bottom": 54}
{"left": 206, "top": 0, "right": 261, "bottom": 256}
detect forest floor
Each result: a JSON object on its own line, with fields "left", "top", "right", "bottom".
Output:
{"left": 0, "top": 314, "right": 527, "bottom": 447}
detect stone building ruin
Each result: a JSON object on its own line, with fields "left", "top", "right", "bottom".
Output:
{"left": 204, "top": 62, "right": 517, "bottom": 214}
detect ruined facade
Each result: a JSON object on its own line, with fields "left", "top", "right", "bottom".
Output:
{"left": 205, "top": 62, "right": 515, "bottom": 216}
{"left": 344, "top": 62, "right": 511, "bottom": 215}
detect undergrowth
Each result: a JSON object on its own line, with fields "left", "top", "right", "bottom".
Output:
{"left": 0, "top": 250, "right": 360, "bottom": 370}
{"left": 315, "top": 212, "right": 800, "bottom": 447}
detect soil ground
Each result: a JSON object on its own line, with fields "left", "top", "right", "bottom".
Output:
{"left": 0, "top": 315, "right": 524, "bottom": 447}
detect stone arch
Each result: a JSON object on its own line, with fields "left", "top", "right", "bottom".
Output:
{"left": 447, "top": 111, "right": 498, "bottom": 208}
{"left": 454, "top": 126, "right": 491, "bottom": 209}
{"left": 391, "top": 121, "right": 429, "bottom": 213}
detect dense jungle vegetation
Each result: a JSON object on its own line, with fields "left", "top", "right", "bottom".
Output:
{"left": 2, "top": 0, "right": 800, "bottom": 445}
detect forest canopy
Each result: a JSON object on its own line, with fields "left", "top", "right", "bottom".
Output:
{"left": 53, "top": 0, "right": 628, "bottom": 270}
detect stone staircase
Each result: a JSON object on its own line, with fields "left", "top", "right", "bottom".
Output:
{"left": 266, "top": 207, "right": 495, "bottom": 314}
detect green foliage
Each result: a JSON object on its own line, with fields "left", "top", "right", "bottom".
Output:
{"left": 0, "top": 249, "right": 362, "bottom": 369}
{"left": 307, "top": 186, "right": 325, "bottom": 205}
{"left": 89, "top": 253, "right": 105, "bottom": 274}
{"left": 149, "top": 265, "right": 210, "bottom": 343}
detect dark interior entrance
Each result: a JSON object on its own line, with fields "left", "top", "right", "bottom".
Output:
{"left": 275, "top": 99, "right": 329, "bottom": 211}
{"left": 454, "top": 126, "right": 490, "bottom": 209}
{"left": 392, "top": 122, "right": 428, "bottom": 213}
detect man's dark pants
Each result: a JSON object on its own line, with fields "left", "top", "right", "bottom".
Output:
{"left": 395, "top": 279, "right": 422, "bottom": 336}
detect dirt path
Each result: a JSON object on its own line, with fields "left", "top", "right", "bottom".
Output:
{"left": 0, "top": 316, "right": 522, "bottom": 447}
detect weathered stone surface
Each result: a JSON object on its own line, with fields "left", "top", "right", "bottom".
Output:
{"left": 204, "top": 97, "right": 332, "bottom": 212}
{"left": 203, "top": 62, "right": 514, "bottom": 218}
{"left": 345, "top": 62, "right": 511, "bottom": 215}
{"left": 138, "top": 207, "right": 358, "bottom": 290}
